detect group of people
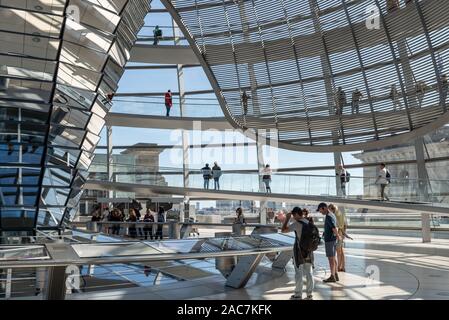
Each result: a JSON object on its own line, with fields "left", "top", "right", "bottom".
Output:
{"left": 335, "top": 74, "right": 449, "bottom": 115}
{"left": 91, "top": 206, "right": 167, "bottom": 240}
{"left": 387, "top": 0, "right": 421, "bottom": 12}
{"left": 201, "top": 162, "right": 223, "bottom": 190}
{"left": 336, "top": 163, "right": 391, "bottom": 201}
{"left": 281, "top": 202, "right": 348, "bottom": 300}
{"left": 200, "top": 163, "right": 273, "bottom": 193}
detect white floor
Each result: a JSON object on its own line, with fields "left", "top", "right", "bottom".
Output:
{"left": 66, "top": 232, "right": 449, "bottom": 300}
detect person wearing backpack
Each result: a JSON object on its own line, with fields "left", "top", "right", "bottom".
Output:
{"left": 281, "top": 207, "right": 318, "bottom": 300}
{"left": 201, "top": 163, "right": 212, "bottom": 189}
{"left": 153, "top": 25, "right": 162, "bottom": 45}
{"left": 375, "top": 163, "right": 390, "bottom": 201}
{"left": 336, "top": 164, "right": 350, "bottom": 197}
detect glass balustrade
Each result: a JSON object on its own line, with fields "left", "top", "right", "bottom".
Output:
{"left": 87, "top": 163, "right": 449, "bottom": 206}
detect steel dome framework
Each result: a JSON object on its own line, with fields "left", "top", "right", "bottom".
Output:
{"left": 163, "top": 0, "right": 449, "bottom": 152}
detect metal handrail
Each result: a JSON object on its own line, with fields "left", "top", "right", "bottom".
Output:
{"left": 97, "top": 165, "right": 449, "bottom": 184}
{"left": 0, "top": 237, "right": 292, "bottom": 268}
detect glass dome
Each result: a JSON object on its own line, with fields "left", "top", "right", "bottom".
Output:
{"left": 164, "top": 0, "right": 449, "bottom": 151}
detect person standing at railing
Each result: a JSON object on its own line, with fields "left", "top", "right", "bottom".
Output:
{"left": 441, "top": 74, "right": 448, "bottom": 107}
{"left": 109, "top": 209, "right": 123, "bottom": 235}
{"left": 212, "top": 161, "right": 222, "bottom": 190}
{"left": 241, "top": 91, "right": 251, "bottom": 115}
{"left": 156, "top": 207, "right": 166, "bottom": 240}
{"left": 261, "top": 164, "right": 272, "bottom": 193}
{"left": 143, "top": 208, "right": 155, "bottom": 240}
{"left": 328, "top": 204, "right": 347, "bottom": 273}
{"left": 375, "top": 163, "right": 391, "bottom": 201}
{"left": 335, "top": 87, "right": 346, "bottom": 115}
{"left": 153, "top": 25, "right": 162, "bottom": 45}
{"left": 101, "top": 208, "right": 110, "bottom": 234}
{"left": 351, "top": 89, "right": 363, "bottom": 114}
{"left": 386, "top": 0, "right": 400, "bottom": 12}
{"left": 165, "top": 90, "right": 173, "bottom": 116}
{"left": 336, "top": 164, "right": 350, "bottom": 198}
{"left": 235, "top": 207, "right": 246, "bottom": 224}
{"left": 91, "top": 206, "right": 102, "bottom": 222}
{"left": 127, "top": 208, "right": 138, "bottom": 238}
{"left": 389, "top": 84, "right": 402, "bottom": 111}
{"left": 201, "top": 163, "right": 212, "bottom": 189}
{"left": 415, "top": 80, "right": 427, "bottom": 108}
{"left": 234, "top": 207, "right": 246, "bottom": 235}
{"left": 132, "top": 199, "right": 144, "bottom": 237}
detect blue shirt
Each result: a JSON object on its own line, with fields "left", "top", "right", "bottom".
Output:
{"left": 324, "top": 213, "right": 337, "bottom": 242}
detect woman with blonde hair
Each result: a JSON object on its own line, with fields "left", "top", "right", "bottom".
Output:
{"left": 328, "top": 204, "right": 347, "bottom": 272}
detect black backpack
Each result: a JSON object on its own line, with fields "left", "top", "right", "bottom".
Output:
{"left": 386, "top": 170, "right": 391, "bottom": 183}
{"left": 342, "top": 171, "right": 350, "bottom": 183}
{"left": 299, "top": 221, "right": 321, "bottom": 252}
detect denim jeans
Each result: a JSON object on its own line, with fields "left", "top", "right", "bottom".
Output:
{"left": 340, "top": 182, "right": 346, "bottom": 196}
{"left": 214, "top": 178, "right": 220, "bottom": 190}
{"left": 204, "top": 178, "right": 210, "bottom": 189}
{"left": 294, "top": 262, "right": 314, "bottom": 298}
{"left": 263, "top": 179, "right": 271, "bottom": 192}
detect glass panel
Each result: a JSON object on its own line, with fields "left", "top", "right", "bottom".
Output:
{"left": 51, "top": 106, "right": 90, "bottom": 129}
{"left": 72, "top": 242, "right": 162, "bottom": 258}
{"left": 55, "top": 84, "right": 96, "bottom": 111}
{"left": 37, "top": 209, "right": 59, "bottom": 227}
{"left": 0, "top": 245, "right": 49, "bottom": 261}
{"left": 145, "top": 239, "right": 204, "bottom": 254}
{"left": 23, "top": 187, "right": 39, "bottom": 205}
{"left": 0, "top": 209, "right": 36, "bottom": 229}
{"left": 60, "top": 42, "right": 108, "bottom": 71}
{"left": 64, "top": 19, "right": 113, "bottom": 53}
{"left": 0, "top": 8, "right": 63, "bottom": 37}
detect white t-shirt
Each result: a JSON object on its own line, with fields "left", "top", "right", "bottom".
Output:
{"left": 377, "top": 168, "right": 389, "bottom": 185}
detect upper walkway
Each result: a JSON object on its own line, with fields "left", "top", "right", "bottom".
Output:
{"left": 129, "top": 44, "right": 199, "bottom": 65}
{"left": 84, "top": 180, "right": 449, "bottom": 215}
{"left": 105, "top": 113, "right": 232, "bottom": 130}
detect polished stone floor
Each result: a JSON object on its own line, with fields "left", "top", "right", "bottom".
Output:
{"left": 66, "top": 232, "right": 449, "bottom": 300}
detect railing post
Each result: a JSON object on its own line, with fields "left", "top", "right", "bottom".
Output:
{"left": 87, "top": 235, "right": 96, "bottom": 276}
{"left": 421, "top": 213, "right": 431, "bottom": 243}
{"left": 45, "top": 266, "right": 68, "bottom": 300}
{"left": 5, "top": 268, "right": 12, "bottom": 299}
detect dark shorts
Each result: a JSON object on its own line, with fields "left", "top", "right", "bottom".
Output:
{"left": 325, "top": 240, "right": 337, "bottom": 257}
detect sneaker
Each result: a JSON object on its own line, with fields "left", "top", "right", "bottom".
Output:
{"left": 304, "top": 295, "right": 313, "bottom": 300}
{"left": 335, "top": 273, "right": 339, "bottom": 282}
{"left": 290, "top": 294, "right": 302, "bottom": 300}
{"left": 323, "top": 275, "right": 336, "bottom": 283}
